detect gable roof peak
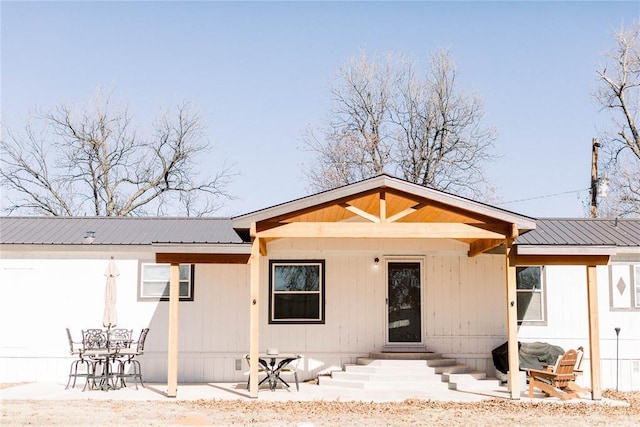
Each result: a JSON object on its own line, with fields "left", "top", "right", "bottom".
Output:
{"left": 233, "top": 174, "right": 536, "bottom": 231}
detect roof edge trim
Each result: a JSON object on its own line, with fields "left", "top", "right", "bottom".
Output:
{"left": 516, "top": 245, "right": 618, "bottom": 256}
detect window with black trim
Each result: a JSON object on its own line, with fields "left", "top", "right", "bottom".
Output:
{"left": 269, "top": 260, "right": 325, "bottom": 324}
{"left": 516, "top": 266, "right": 545, "bottom": 323}
{"left": 139, "top": 263, "right": 194, "bottom": 301}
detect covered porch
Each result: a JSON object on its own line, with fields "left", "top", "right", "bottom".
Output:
{"left": 156, "top": 175, "right": 608, "bottom": 400}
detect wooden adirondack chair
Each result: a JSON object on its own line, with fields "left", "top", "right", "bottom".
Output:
{"left": 527, "top": 348, "right": 580, "bottom": 400}
{"left": 566, "top": 346, "right": 588, "bottom": 393}
{"left": 543, "top": 346, "right": 587, "bottom": 393}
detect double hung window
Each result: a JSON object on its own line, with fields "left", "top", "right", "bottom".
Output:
{"left": 139, "top": 263, "right": 194, "bottom": 301}
{"left": 516, "top": 266, "right": 545, "bottom": 323}
{"left": 269, "top": 260, "right": 325, "bottom": 324}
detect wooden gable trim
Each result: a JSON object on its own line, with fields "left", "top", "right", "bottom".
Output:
{"left": 469, "top": 222, "right": 518, "bottom": 238}
{"left": 340, "top": 203, "right": 380, "bottom": 223}
{"left": 252, "top": 186, "right": 522, "bottom": 231}
{"left": 248, "top": 185, "right": 523, "bottom": 258}
{"left": 468, "top": 239, "right": 504, "bottom": 257}
{"left": 255, "top": 222, "right": 506, "bottom": 240}
{"left": 382, "top": 187, "right": 518, "bottom": 227}
{"left": 386, "top": 202, "right": 426, "bottom": 223}
{"left": 234, "top": 175, "right": 536, "bottom": 231}
{"left": 254, "top": 188, "right": 383, "bottom": 230}
{"left": 340, "top": 199, "right": 427, "bottom": 224}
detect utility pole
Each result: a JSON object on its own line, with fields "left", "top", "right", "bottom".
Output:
{"left": 590, "top": 138, "right": 600, "bottom": 218}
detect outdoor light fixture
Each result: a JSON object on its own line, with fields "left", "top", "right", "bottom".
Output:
{"left": 84, "top": 231, "right": 96, "bottom": 244}
{"left": 373, "top": 257, "right": 380, "bottom": 269}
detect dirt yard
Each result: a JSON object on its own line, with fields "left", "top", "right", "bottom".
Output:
{"left": 1, "top": 388, "right": 639, "bottom": 426}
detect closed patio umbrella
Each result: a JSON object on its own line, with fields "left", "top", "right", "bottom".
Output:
{"left": 103, "top": 257, "right": 119, "bottom": 328}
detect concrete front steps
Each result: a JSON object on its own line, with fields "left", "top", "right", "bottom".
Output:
{"left": 318, "top": 352, "right": 500, "bottom": 391}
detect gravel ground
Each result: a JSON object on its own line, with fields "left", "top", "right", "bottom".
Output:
{"left": 1, "top": 387, "right": 639, "bottom": 426}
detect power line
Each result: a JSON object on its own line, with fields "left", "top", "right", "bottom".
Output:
{"left": 498, "top": 188, "right": 589, "bottom": 205}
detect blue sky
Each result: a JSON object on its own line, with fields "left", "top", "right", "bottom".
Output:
{"left": 2, "top": 1, "right": 638, "bottom": 218}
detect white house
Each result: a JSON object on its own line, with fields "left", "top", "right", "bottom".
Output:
{"left": 1, "top": 175, "right": 638, "bottom": 398}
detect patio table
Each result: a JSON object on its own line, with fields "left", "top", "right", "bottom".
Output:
{"left": 82, "top": 328, "right": 133, "bottom": 391}
{"left": 256, "top": 353, "right": 300, "bottom": 391}
{"left": 85, "top": 348, "right": 120, "bottom": 391}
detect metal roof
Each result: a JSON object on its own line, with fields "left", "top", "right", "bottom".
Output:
{"left": 2, "top": 216, "right": 639, "bottom": 251}
{"left": 0, "top": 217, "right": 247, "bottom": 245}
{"left": 516, "top": 218, "right": 640, "bottom": 247}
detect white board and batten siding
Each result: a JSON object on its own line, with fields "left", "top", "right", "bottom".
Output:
{"left": 1, "top": 254, "right": 152, "bottom": 382}
{"left": 1, "top": 238, "right": 511, "bottom": 384}
{"left": 426, "top": 253, "right": 508, "bottom": 374}
{"left": 0, "top": 252, "right": 252, "bottom": 384}
{"left": 263, "top": 238, "right": 509, "bottom": 379}
{"left": 11, "top": 239, "right": 639, "bottom": 390}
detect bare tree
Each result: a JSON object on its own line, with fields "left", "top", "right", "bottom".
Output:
{"left": 596, "top": 22, "right": 640, "bottom": 217}
{"left": 303, "top": 52, "right": 400, "bottom": 190}
{"left": 391, "top": 51, "right": 497, "bottom": 196}
{"left": 1, "top": 93, "right": 235, "bottom": 216}
{"left": 303, "top": 50, "right": 497, "bottom": 200}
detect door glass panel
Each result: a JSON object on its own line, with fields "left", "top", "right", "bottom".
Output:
{"left": 388, "top": 262, "right": 421, "bottom": 343}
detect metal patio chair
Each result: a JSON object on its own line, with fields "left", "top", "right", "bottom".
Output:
{"left": 244, "top": 353, "right": 269, "bottom": 390}
{"left": 275, "top": 355, "right": 301, "bottom": 391}
{"left": 109, "top": 328, "right": 133, "bottom": 349}
{"left": 116, "top": 328, "right": 149, "bottom": 389}
{"left": 65, "top": 328, "right": 92, "bottom": 391}
{"left": 82, "top": 328, "right": 114, "bottom": 390}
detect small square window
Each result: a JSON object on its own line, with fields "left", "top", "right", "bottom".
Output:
{"left": 269, "top": 260, "right": 325, "bottom": 324}
{"left": 516, "top": 266, "right": 545, "bottom": 323}
{"left": 609, "top": 264, "right": 640, "bottom": 310}
{"left": 139, "top": 263, "right": 194, "bottom": 301}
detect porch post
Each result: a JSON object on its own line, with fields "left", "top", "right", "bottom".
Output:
{"left": 167, "top": 262, "right": 180, "bottom": 397}
{"left": 586, "top": 265, "right": 602, "bottom": 400}
{"left": 249, "top": 236, "right": 261, "bottom": 398}
{"left": 505, "top": 242, "right": 520, "bottom": 399}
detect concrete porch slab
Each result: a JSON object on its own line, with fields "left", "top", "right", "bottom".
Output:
{"left": 0, "top": 381, "right": 630, "bottom": 407}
